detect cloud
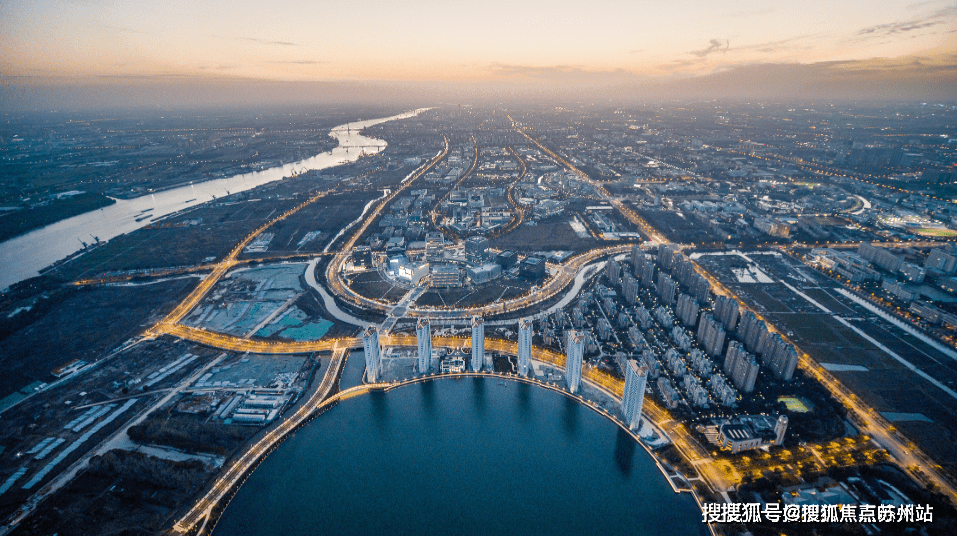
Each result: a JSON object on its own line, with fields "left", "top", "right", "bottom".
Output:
{"left": 857, "top": 6, "right": 956, "bottom": 38}
{"left": 661, "top": 59, "right": 701, "bottom": 70}
{"left": 237, "top": 37, "right": 299, "bottom": 46}
{"left": 628, "top": 49, "right": 645, "bottom": 55}
{"left": 740, "top": 34, "right": 822, "bottom": 54}
{"left": 211, "top": 35, "right": 300, "bottom": 46}
{"left": 95, "top": 74, "right": 196, "bottom": 79}
{"left": 198, "top": 64, "right": 239, "bottom": 72}
{"left": 485, "top": 63, "right": 633, "bottom": 83}
{"left": 267, "top": 60, "right": 326, "bottom": 65}
{"left": 691, "top": 39, "right": 729, "bottom": 57}
{"left": 859, "top": 19, "right": 944, "bottom": 36}
{"left": 643, "top": 52, "right": 957, "bottom": 101}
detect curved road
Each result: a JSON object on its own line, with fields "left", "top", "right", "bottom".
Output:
{"left": 137, "top": 110, "right": 957, "bottom": 536}
{"left": 173, "top": 351, "right": 713, "bottom": 535}
{"left": 327, "top": 244, "right": 632, "bottom": 320}
{"left": 174, "top": 346, "right": 349, "bottom": 534}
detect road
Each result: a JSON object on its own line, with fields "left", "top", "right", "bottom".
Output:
{"left": 1, "top": 353, "right": 229, "bottom": 534}
{"left": 147, "top": 189, "right": 334, "bottom": 338}
{"left": 511, "top": 118, "right": 957, "bottom": 502}
{"left": 693, "top": 248, "right": 957, "bottom": 505}
{"left": 507, "top": 115, "right": 669, "bottom": 245}
{"left": 173, "top": 346, "right": 349, "bottom": 534}
{"left": 323, "top": 136, "right": 449, "bottom": 315}
{"left": 327, "top": 244, "right": 632, "bottom": 320}
{"left": 79, "top": 110, "right": 954, "bottom": 536}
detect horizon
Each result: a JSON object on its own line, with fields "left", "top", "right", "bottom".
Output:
{"left": 2, "top": 1, "right": 956, "bottom": 110}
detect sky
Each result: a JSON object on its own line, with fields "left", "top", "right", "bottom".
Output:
{"left": 1, "top": 0, "right": 955, "bottom": 108}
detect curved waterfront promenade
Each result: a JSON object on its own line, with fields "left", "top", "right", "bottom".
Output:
{"left": 175, "top": 363, "right": 710, "bottom": 536}
{"left": 173, "top": 346, "right": 351, "bottom": 534}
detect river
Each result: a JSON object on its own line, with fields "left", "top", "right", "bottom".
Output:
{"left": 0, "top": 109, "right": 428, "bottom": 290}
{"left": 213, "top": 375, "right": 706, "bottom": 536}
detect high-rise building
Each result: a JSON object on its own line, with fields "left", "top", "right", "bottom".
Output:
{"left": 676, "top": 293, "right": 699, "bottom": 327}
{"left": 635, "top": 252, "right": 656, "bottom": 287}
{"left": 755, "top": 329, "right": 772, "bottom": 358}
{"left": 565, "top": 330, "right": 584, "bottom": 393}
{"left": 465, "top": 236, "right": 490, "bottom": 265}
{"left": 621, "top": 360, "right": 648, "bottom": 430}
{"left": 738, "top": 311, "right": 769, "bottom": 356}
{"left": 731, "top": 352, "right": 759, "bottom": 393}
{"left": 724, "top": 341, "right": 759, "bottom": 393}
{"left": 656, "top": 272, "right": 677, "bottom": 305}
{"left": 630, "top": 244, "right": 643, "bottom": 270}
{"left": 416, "top": 319, "right": 432, "bottom": 373}
{"left": 606, "top": 259, "right": 622, "bottom": 286}
{"left": 713, "top": 295, "right": 740, "bottom": 332}
{"left": 471, "top": 315, "right": 485, "bottom": 372}
{"left": 674, "top": 256, "right": 695, "bottom": 286}
{"left": 760, "top": 333, "right": 798, "bottom": 381}
{"left": 690, "top": 273, "right": 712, "bottom": 304}
{"left": 518, "top": 318, "right": 533, "bottom": 377}
{"left": 697, "top": 312, "right": 726, "bottom": 357}
{"left": 362, "top": 326, "right": 381, "bottom": 383}
{"left": 622, "top": 273, "right": 639, "bottom": 305}
{"left": 658, "top": 244, "right": 678, "bottom": 271}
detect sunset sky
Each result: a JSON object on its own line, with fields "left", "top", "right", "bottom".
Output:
{"left": 1, "top": 0, "right": 955, "bottom": 106}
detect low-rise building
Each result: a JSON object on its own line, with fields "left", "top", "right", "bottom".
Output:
{"left": 430, "top": 264, "right": 462, "bottom": 288}
{"left": 702, "top": 414, "right": 788, "bottom": 453}
{"left": 467, "top": 262, "right": 503, "bottom": 284}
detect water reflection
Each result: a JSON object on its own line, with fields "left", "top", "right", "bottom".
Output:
{"left": 369, "top": 391, "right": 389, "bottom": 432}
{"left": 515, "top": 382, "right": 532, "bottom": 423}
{"left": 420, "top": 379, "right": 436, "bottom": 417}
{"left": 471, "top": 377, "right": 487, "bottom": 416}
{"left": 214, "top": 377, "right": 706, "bottom": 536}
{"left": 560, "top": 395, "right": 581, "bottom": 439}
{"left": 614, "top": 427, "right": 636, "bottom": 476}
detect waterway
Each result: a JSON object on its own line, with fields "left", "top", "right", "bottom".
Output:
{"left": 0, "top": 109, "right": 428, "bottom": 290}
{"left": 213, "top": 376, "right": 706, "bottom": 536}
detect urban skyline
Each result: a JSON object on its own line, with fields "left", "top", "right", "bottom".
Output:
{"left": 0, "top": 4, "right": 955, "bottom": 534}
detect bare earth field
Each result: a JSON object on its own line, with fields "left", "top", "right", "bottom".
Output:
{"left": 695, "top": 251, "right": 957, "bottom": 469}
{"left": 0, "top": 278, "right": 197, "bottom": 400}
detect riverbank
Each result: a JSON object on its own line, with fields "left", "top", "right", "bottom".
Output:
{"left": 0, "top": 109, "right": 428, "bottom": 291}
